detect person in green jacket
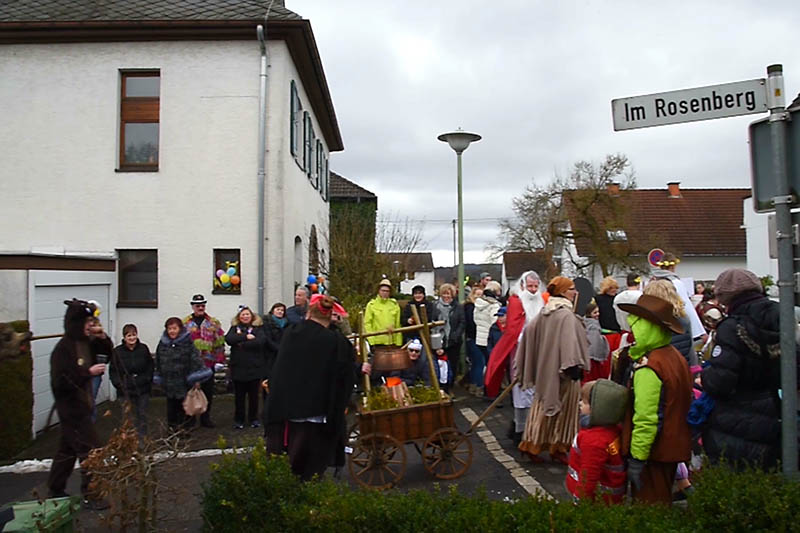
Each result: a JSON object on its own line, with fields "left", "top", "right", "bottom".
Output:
{"left": 364, "top": 279, "right": 402, "bottom": 346}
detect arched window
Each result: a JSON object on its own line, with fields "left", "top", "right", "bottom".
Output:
{"left": 308, "top": 225, "right": 320, "bottom": 275}
{"left": 293, "top": 236, "right": 303, "bottom": 287}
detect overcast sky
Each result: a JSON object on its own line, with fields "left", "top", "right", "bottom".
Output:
{"left": 294, "top": 1, "right": 800, "bottom": 267}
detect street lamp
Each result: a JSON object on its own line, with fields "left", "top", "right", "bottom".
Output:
{"left": 438, "top": 128, "right": 481, "bottom": 303}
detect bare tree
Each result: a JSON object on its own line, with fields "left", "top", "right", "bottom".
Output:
{"left": 492, "top": 154, "right": 654, "bottom": 277}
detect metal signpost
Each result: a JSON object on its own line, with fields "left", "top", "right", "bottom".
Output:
{"left": 613, "top": 66, "right": 798, "bottom": 477}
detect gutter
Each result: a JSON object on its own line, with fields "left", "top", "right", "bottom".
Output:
{"left": 256, "top": 23, "right": 269, "bottom": 315}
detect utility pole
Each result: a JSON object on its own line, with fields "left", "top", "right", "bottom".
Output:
{"left": 452, "top": 219, "right": 457, "bottom": 267}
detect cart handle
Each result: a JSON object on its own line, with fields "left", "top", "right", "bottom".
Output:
{"left": 462, "top": 379, "right": 519, "bottom": 439}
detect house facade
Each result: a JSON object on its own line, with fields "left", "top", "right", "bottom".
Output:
{"left": 0, "top": 0, "right": 342, "bottom": 433}
{"left": 500, "top": 251, "right": 556, "bottom": 295}
{"left": 562, "top": 183, "right": 749, "bottom": 290}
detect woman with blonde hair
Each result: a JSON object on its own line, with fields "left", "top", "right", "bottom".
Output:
{"left": 433, "top": 283, "right": 465, "bottom": 391}
{"left": 596, "top": 276, "right": 621, "bottom": 331}
{"left": 225, "top": 306, "right": 267, "bottom": 429}
{"left": 463, "top": 286, "right": 483, "bottom": 391}
{"left": 643, "top": 280, "right": 696, "bottom": 368}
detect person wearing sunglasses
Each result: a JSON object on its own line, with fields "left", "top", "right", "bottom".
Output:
{"left": 390, "top": 339, "right": 431, "bottom": 387}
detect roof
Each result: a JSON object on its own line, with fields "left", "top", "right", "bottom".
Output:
{"left": 0, "top": 0, "right": 343, "bottom": 151}
{"left": 502, "top": 251, "right": 555, "bottom": 279}
{"left": 0, "top": 0, "right": 301, "bottom": 22}
{"left": 380, "top": 253, "right": 435, "bottom": 273}
{"left": 329, "top": 172, "right": 377, "bottom": 201}
{"left": 434, "top": 264, "right": 502, "bottom": 287}
{"left": 564, "top": 187, "right": 750, "bottom": 258}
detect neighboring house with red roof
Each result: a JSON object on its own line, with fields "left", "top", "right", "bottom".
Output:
{"left": 562, "top": 182, "right": 749, "bottom": 288}
{"left": 501, "top": 251, "right": 557, "bottom": 294}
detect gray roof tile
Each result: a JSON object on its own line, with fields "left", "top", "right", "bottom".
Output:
{"left": 1, "top": 0, "right": 301, "bottom": 22}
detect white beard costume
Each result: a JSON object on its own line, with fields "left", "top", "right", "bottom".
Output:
{"left": 512, "top": 273, "right": 543, "bottom": 417}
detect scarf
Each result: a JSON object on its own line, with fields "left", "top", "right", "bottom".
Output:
{"left": 272, "top": 315, "right": 288, "bottom": 329}
{"left": 435, "top": 299, "right": 453, "bottom": 343}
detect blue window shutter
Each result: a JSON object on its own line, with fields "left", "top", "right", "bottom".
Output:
{"left": 303, "top": 111, "right": 309, "bottom": 171}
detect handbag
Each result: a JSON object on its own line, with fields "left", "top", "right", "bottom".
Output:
{"left": 183, "top": 387, "right": 208, "bottom": 416}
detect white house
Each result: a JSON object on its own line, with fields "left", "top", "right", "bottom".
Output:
{"left": 561, "top": 182, "right": 749, "bottom": 290}
{"left": 0, "top": 0, "right": 342, "bottom": 433}
{"left": 380, "top": 253, "right": 436, "bottom": 296}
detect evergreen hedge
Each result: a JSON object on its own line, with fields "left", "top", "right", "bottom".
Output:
{"left": 201, "top": 439, "right": 800, "bottom": 532}
{"left": 0, "top": 320, "right": 33, "bottom": 459}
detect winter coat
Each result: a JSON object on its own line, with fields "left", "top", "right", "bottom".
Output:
{"left": 474, "top": 295, "right": 501, "bottom": 347}
{"left": 183, "top": 313, "right": 226, "bottom": 369}
{"left": 595, "top": 293, "right": 621, "bottom": 332}
{"left": 566, "top": 425, "right": 626, "bottom": 504}
{"left": 225, "top": 317, "right": 268, "bottom": 382}
{"left": 364, "top": 296, "right": 402, "bottom": 346}
{"left": 262, "top": 314, "right": 286, "bottom": 379}
{"left": 286, "top": 304, "right": 307, "bottom": 326}
{"left": 390, "top": 353, "right": 431, "bottom": 386}
{"left": 487, "top": 322, "right": 504, "bottom": 355}
{"left": 110, "top": 341, "right": 154, "bottom": 398}
{"left": 669, "top": 314, "right": 694, "bottom": 365}
{"left": 155, "top": 329, "right": 204, "bottom": 399}
{"left": 701, "top": 292, "right": 781, "bottom": 469}
{"left": 401, "top": 299, "right": 438, "bottom": 341}
{"left": 464, "top": 302, "right": 477, "bottom": 341}
{"left": 434, "top": 300, "right": 465, "bottom": 349}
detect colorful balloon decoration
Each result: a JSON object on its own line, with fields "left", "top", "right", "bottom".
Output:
{"left": 216, "top": 269, "right": 225, "bottom": 278}
{"left": 227, "top": 266, "right": 237, "bottom": 277}
{"left": 231, "top": 275, "right": 240, "bottom": 286}
{"left": 307, "top": 274, "right": 317, "bottom": 284}
{"left": 310, "top": 283, "right": 318, "bottom": 293}
{"left": 215, "top": 260, "right": 240, "bottom": 291}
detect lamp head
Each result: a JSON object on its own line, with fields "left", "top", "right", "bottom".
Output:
{"left": 438, "top": 129, "right": 482, "bottom": 154}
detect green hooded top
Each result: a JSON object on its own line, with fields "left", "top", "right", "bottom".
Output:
{"left": 364, "top": 296, "right": 402, "bottom": 346}
{"left": 627, "top": 315, "right": 672, "bottom": 461}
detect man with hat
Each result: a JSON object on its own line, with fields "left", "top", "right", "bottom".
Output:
{"left": 701, "top": 268, "right": 780, "bottom": 470}
{"left": 184, "top": 294, "right": 226, "bottom": 428}
{"left": 364, "top": 278, "right": 402, "bottom": 347}
{"left": 617, "top": 294, "right": 693, "bottom": 503}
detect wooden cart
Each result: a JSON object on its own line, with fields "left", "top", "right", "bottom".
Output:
{"left": 347, "top": 304, "right": 515, "bottom": 489}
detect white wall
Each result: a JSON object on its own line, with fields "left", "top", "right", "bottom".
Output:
{"left": 399, "top": 271, "right": 434, "bottom": 296}
{"left": 743, "top": 196, "right": 779, "bottom": 280}
{"left": 0, "top": 40, "right": 331, "bottom": 345}
{"left": 0, "top": 271, "right": 28, "bottom": 322}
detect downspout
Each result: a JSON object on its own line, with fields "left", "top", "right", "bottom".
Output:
{"left": 256, "top": 23, "right": 268, "bottom": 316}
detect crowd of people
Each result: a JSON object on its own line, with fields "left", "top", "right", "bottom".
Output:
{"left": 45, "top": 255, "right": 787, "bottom": 506}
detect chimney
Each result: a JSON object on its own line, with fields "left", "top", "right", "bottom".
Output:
{"left": 606, "top": 181, "right": 621, "bottom": 197}
{"left": 667, "top": 181, "right": 681, "bottom": 198}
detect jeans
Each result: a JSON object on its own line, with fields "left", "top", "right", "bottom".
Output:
{"left": 466, "top": 339, "right": 485, "bottom": 387}
{"left": 121, "top": 394, "right": 150, "bottom": 436}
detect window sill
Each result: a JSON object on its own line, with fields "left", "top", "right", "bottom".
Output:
{"left": 212, "top": 289, "right": 242, "bottom": 295}
{"left": 116, "top": 167, "right": 159, "bottom": 173}
{"left": 117, "top": 301, "right": 158, "bottom": 308}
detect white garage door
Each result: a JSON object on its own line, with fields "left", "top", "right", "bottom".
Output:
{"left": 29, "top": 270, "right": 116, "bottom": 435}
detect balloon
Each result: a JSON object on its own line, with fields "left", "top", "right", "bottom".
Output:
{"left": 216, "top": 269, "right": 225, "bottom": 278}
{"left": 227, "top": 266, "right": 236, "bottom": 277}
{"left": 307, "top": 274, "right": 317, "bottom": 284}
{"left": 317, "top": 276, "right": 326, "bottom": 284}
{"left": 222, "top": 280, "right": 231, "bottom": 288}
{"left": 231, "top": 275, "right": 240, "bottom": 286}
{"left": 310, "top": 283, "right": 318, "bottom": 292}
{"left": 220, "top": 273, "right": 230, "bottom": 284}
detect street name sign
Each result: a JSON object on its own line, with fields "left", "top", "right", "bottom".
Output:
{"left": 612, "top": 79, "right": 768, "bottom": 131}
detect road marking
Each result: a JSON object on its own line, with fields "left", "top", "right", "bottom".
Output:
{"left": 0, "top": 447, "right": 253, "bottom": 474}
{"left": 459, "top": 407, "right": 552, "bottom": 500}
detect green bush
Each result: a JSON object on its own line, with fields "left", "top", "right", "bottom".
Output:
{"left": 0, "top": 320, "right": 33, "bottom": 459}
{"left": 201, "top": 443, "right": 800, "bottom": 533}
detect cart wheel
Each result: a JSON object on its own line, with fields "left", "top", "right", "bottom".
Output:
{"left": 422, "top": 427, "right": 473, "bottom": 479}
{"left": 348, "top": 433, "right": 406, "bottom": 489}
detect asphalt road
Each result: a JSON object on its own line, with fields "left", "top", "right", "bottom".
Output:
{"left": 0, "top": 386, "right": 570, "bottom": 531}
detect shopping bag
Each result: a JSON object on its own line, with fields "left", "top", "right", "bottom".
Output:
{"left": 183, "top": 387, "right": 208, "bottom": 416}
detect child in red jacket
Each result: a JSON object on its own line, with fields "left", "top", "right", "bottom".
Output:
{"left": 566, "top": 380, "right": 628, "bottom": 504}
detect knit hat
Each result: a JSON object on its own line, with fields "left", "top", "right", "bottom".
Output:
{"left": 495, "top": 306, "right": 507, "bottom": 317}
{"left": 480, "top": 271, "right": 491, "bottom": 279}
{"left": 411, "top": 285, "right": 426, "bottom": 295}
{"left": 546, "top": 276, "right": 573, "bottom": 297}
{"left": 408, "top": 339, "right": 423, "bottom": 351}
{"left": 714, "top": 268, "right": 763, "bottom": 305}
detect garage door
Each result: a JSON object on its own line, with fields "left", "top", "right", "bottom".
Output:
{"left": 29, "top": 270, "right": 115, "bottom": 435}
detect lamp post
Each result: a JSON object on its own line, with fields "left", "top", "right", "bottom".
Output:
{"left": 438, "top": 128, "right": 481, "bottom": 303}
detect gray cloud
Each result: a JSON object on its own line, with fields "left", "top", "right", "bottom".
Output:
{"left": 296, "top": 0, "right": 800, "bottom": 265}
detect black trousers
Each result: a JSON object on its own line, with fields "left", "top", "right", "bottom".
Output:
{"left": 199, "top": 374, "right": 214, "bottom": 424}
{"left": 233, "top": 379, "right": 260, "bottom": 424}
{"left": 265, "top": 421, "right": 335, "bottom": 481}
{"left": 166, "top": 397, "right": 188, "bottom": 430}
{"left": 47, "top": 413, "right": 99, "bottom": 497}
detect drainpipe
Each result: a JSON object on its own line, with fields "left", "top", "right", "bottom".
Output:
{"left": 256, "top": 24, "right": 268, "bottom": 316}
